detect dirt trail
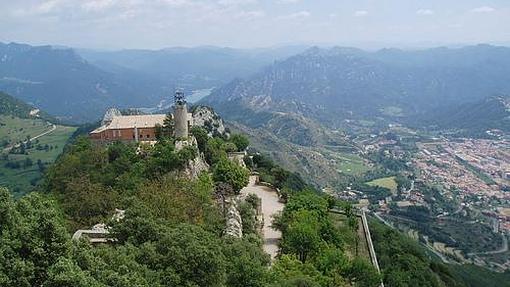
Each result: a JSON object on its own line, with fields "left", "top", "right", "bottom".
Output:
{"left": 241, "top": 176, "right": 284, "bottom": 260}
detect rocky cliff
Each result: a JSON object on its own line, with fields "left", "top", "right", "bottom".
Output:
{"left": 192, "top": 105, "right": 228, "bottom": 137}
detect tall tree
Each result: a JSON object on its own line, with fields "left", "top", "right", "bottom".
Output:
{"left": 212, "top": 157, "right": 249, "bottom": 193}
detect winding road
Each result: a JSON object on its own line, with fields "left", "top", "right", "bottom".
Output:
{"left": 467, "top": 234, "right": 509, "bottom": 256}
{"left": 2, "top": 124, "right": 56, "bottom": 153}
{"left": 240, "top": 176, "right": 284, "bottom": 260}
{"left": 373, "top": 212, "right": 452, "bottom": 264}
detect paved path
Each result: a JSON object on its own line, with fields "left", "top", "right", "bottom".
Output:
{"left": 2, "top": 124, "right": 56, "bottom": 153}
{"left": 241, "top": 176, "right": 284, "bottom": 260}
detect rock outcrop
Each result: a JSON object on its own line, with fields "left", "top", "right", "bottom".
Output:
{"left": 176, "top": 136, "right": 210, "bottom": 180}
{"left": 192, "top": 106, "right": 228, "bottom": 137}
{"left": 224, "top": 196, "right": 243, "bottom": 238}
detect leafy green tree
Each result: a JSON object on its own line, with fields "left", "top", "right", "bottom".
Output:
{"left": 230, "top": 134, "right": 249, "bottom": 151}
{"left": 223, "top": 236, "right": 270, "bottom": 287}
{"left": 239, "top": 201, "right": 258, "bottom": 236}
{"left": 312, "top": 246, "right": 349, "bottom": 279}
{"left": 162, "top": 112, "right": 174, "bottom": 138}
{"left": 43, "top": 258, "right": 101, "bottom": 287}
{"left": 223, "top": 142, "right": 238, "bottom": 153}
{"left": 270, "top": 255, "right": 328, "bottom": 287}
{"left": 134, "top": 175, "right": 217, "bottom": 227}
{"left": 191, "top": 126, "right": 209, "bottom": 153}
{"left": 205, "top": 137, "right": 228, "bottom": 165}
{"left": 0, "top": 189, "right": 71, "bottom": 286}
{"left": 59, "top": 176, "right": 119, "bottom": 228}
{"left": 151, "top": 224, "right": 227, "bottom": 287}
{"left": 345, "top": 258, "right": 381, "bottom": 287}
{"left": 284, "top": 210, "right": 322, "bottom": 263}
{"left": 145, "top": 140, "right": 195, "bottom": 177}
{"left": 284, "top": 192, "right": 329, "bottom": 221}
{"left": 212, "top": 158, "right": 249, "bottom": 193}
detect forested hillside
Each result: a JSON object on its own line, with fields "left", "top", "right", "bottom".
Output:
{"left": 415, "top": 95, "right": 510, "bottom": 137}
{"left": 0, "top": 122, "right": 378, "bottom": 286}
{"left": 0, "top": 42, "right": 167, "bottom": 122}
{"left": 1, "top": 106, "right": 498, "bottom": 286}
{"left": 369, "top": 219, "right": 510, "bottom": 287}
{"left": 0, "top": 91, "right": 54, "bottom": 122}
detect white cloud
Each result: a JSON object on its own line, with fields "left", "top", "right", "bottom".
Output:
{"left": 471, "top": 6, "right": 496, "bottom": 13}
{"left": 235, "top": 10, "right": 265, "bottom": 20}
{"left": 354, "top": 10, "right": 368, "bottom": 17}
{"left": 81, "top": 0, "right": 116, "bottom": 12}
{"left": 13, "top": 0, "right": 64, "bottom": 16}
{"left": 218, "top": 0, "right": 257, "bottom": 6}
{"left": 416, "top": 9, "right": 434, "bottom": 16}
{"left": 278, "top": 10, "right": 310, "bottom": 20}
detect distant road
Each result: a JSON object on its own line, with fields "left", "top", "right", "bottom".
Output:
{"left": 2, "top": 123, "right": 56, "bottom": 153}
{"left": 373, "top": 212, "right": 452, "bottom": 264}
{"left": 467, "top": 234, "right": 508, "bottom": 256}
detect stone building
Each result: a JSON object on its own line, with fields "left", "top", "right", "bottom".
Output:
{"left": 90, "top": 91, "right": 192, "bottom": 143}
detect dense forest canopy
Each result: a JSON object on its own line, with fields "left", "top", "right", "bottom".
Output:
{"left": 1, "top": 113, "right": 507, "bottom": 286}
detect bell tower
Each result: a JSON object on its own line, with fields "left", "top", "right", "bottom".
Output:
{"left": 174, "top": 90, "right": 188, "bottom": 139}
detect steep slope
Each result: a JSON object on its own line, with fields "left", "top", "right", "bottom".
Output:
{"left": 0, "top": 42, "right": 167, "bottom": 122}
{"left": 0, "top": 91, "right": 54, "bottom": 122}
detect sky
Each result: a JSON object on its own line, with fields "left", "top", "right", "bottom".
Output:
{"left": 0, "top": 0, "right": 509, "bottom": 50}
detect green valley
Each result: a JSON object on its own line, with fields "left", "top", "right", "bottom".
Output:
{"left": 366, "top": 177, "right": 398, "bottom": 194}
{"left": 0, "top": 92, "right": 76, "bottom": 196}
{"left": 0, "top": 124, "right": 76, "bottom": 196}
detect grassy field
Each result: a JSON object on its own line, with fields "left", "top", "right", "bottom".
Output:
{"left": 330, "top": 212, "right": 371, "bottom": 261}
{"left": 366, "top": 176, "right": 398, "bottom": 193}
{"left": 332, "top": 152, "right": 371, "bottom": 175}
{"left": 0, "top": 115, "right": 53, "bottom": 147}
{"left": 0, "top": 123, "right": 76, "bottom": 197}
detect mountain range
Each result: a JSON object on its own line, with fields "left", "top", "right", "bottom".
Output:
{"left": 0, "top": 42, "right": 307, "bottom": 123}
{"left": 0, "top": 42, "right": 170, "bottom": 122}
{"left": 203, "top": 45, "right": 510, "bottom": 128}
{"left": 78, "top": 45, "right": 308, "bottom": 90}
{"left": 201, "top": 45, "right": 510, "bottom": 186}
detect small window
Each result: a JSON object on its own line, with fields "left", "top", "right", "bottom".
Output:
{"left": 147, "top": 134, "right": 150, "bottom": 138}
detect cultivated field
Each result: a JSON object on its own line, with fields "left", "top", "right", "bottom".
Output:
{"left": 0, "top": 123, "right": 76, "bottom": 196}
{"left": 0, "top": 115, "right": 52, "bottom": 147}
{"left": 366, "top": 176, "right": 398, "bottom": 193}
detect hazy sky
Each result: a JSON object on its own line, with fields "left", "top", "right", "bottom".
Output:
{"left": 0, "top": 0, "right": 509, "bottom": 49}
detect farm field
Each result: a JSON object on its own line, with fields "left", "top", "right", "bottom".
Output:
{"left": 0, "top": 115, "right": 52, "bottom": 148}
{"left": 0, "top": 124, "right": 76, "bottom": 196}
{"left": 332, "top": 151, "right": 371, "bottom": 175}
{"left": 366, "top": 176, "right": 398, "bottom": 193}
